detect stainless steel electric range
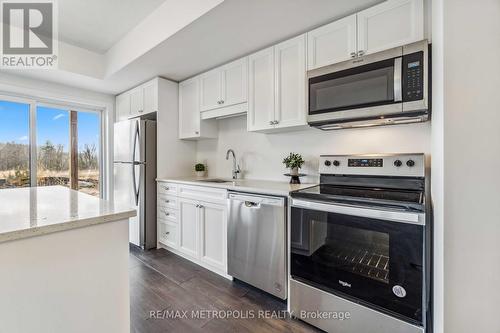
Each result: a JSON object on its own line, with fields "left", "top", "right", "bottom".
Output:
{"left": 289, "top": 154, "right": 431, "bottom": 333}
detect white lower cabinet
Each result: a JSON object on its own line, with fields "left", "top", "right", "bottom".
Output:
{"left": 178, "top": 198, "right": 199, "bottom": 259}
{"left": 157, "top": 182, "right": 228, "bottom": 276}
{"left": 199, "top": 201, "right": 227, "bottom": 271}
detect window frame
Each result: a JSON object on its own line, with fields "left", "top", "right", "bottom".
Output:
{"left": 0, "top": 94, "right": 106, "bottom": 198}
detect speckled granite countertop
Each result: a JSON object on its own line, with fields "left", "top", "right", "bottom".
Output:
{"left": 0, "top": 186, "right": 136, "bottom": 243}
{"left": 156, "top": 177, "right": 316, "bottom": 196}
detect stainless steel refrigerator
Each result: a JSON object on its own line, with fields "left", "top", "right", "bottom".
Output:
{"left": 114, "top": 119, "right": 157, "bottom": 249}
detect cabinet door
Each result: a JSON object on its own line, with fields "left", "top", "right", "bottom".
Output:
{"left": 200, "top": 69, "right": 222, "bottom": 112}
{"left": 178, "top": 198, "right": 199, "bottom": 258}
{"left": 143, "top": 81, "right": 158, "bottom": 115}
{"left": 274, "top": 34, "right": 307, "bottom": 129}
{"left": 248, "top": 46, "right": 275, "bottom": 132}
{"left": 115, "top": 93, "right": 131, "bottom": 122}
{"left": 307, "top": 14, "right": 357, "bottom": 70}
{"left": 179, "top": 78, "right": 201, "bottom": 139}
{"left": 199, "top": 202, "right": 226, "bottom": 272}
{"left": 129, "top": 87, "right": 144, "bottom": 117}
{"left": 357, "top": 0, "right": 424, "bottom": 56}
{"left": 221, "top": 57, "right": 248, "bottom": 107}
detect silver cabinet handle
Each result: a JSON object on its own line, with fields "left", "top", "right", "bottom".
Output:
{"left": 198, "top": 205, "right": 204, "bottom": 209}
{"left": 138, "top": 110, "right": 143, "bottom": 113}
{"left": 221, "top": 100, "right": 224, "bottom": 104}
{"left": 165, "top": 231, "right": 170, "bottom": 235}
{"left": 195, "top": 204, "right": 199, "bottom": 208}
{"left": 350, "top": 52, "right": 357, "bottom": 58}
{"left": 274, "top": 120, "right": 279, "bottom": 125}
{"left": 217, "top": 101, "right": 221, "bottom": 104}
{"left": 164, "top": 199, "right": 170, "bottom": 203}
{"left": 163, "top": 186, "right": 169, "bottom": 190}
{"left": 269, "top": 121, "right": 274, "bottom": 125}
{"left": 195, "top": 131, "right": 199, "bottom": 135}
{"left": 357, "top": 50, "right": 365, "bottom": 56}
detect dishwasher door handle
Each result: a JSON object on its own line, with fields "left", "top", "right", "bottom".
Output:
{"left": 228, "top": 193, "right": 285, "bottom": 207}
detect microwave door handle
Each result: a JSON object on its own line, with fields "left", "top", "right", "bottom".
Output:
{"left": 394, "top": 57, "right": 402, "bottom": 102}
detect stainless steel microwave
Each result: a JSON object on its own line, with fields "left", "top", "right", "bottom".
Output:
{"left": 307, "top": 40, "right": 430, "bottom": 130}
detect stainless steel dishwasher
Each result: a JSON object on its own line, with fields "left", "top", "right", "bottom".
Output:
{"left": 227, "top": 192, "right": 286, "bottom": 299}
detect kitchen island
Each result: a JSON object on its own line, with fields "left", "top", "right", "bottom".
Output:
{"left": 0, "top": 186, "right": 136, "bottom": 333}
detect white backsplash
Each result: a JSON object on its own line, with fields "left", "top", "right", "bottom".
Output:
{"left": 196, "top": 115, "right": 431, "bottom": 184}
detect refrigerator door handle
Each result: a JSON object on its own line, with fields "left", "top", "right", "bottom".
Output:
{"left": 132, "top": 121, "right": 141, "bottom": 206}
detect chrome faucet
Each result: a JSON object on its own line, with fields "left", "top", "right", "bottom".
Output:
{"left": 226, "top": 149, "right": 241, "bottom": 179}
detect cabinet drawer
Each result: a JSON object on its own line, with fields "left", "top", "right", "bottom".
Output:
{"left": 157, "top": 206, "right": 178, "bottom": 223}
{"left": 158, "top": 222, "right": 177, "bottom": 248}
{"left": 178, "top": 184, "right": 227, "bottom": 204}
{"left": 158, "top": 182, "right": 178, "bottom": 196}
{"left": 158, "top": 194, "right": 178, "bottom": 209}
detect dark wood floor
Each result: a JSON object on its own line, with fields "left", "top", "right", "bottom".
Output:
{"left": 129, "top": 246, "right": 321, "bottom": 333}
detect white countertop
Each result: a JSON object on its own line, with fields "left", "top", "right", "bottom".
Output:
{"left": 0, "top": 186, "right": 136, "bottom": 244}
{"left": 156, "top": 177, "right": 316, "bottom": 196}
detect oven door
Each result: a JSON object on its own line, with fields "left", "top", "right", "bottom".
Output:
{"left": 307, "top": 55, "right": 403, "bottom": 124}
{"left": 290, "top": 199, "right": 424, "bottom": 325}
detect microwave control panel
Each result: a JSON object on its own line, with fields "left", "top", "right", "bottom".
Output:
{"left": 402, "top": 51, "right": 424, "bottom": 102}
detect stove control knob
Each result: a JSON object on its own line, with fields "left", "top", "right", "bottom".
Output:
{"left": 333, "top": 160, "right": 340, "bottom": 167}
{"left": 406, "top": 159, "right": 415, "bottom": 167}
{"left": 324, "top": 160, "right": 332, "bottom": 167}
{"left": 394, "top": 160, "right": 402, "bottom": 167}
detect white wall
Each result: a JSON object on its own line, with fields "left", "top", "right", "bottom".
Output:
{"left": 0, "top": 73, "right": 115, "bottom": 199}
{"left": 435, "top": 1, "right": 500, "bottom": 332}
{"left": 431, "top": 0, "right": 444, "bottom": 331}
{"left": 196, "top": 116, "right": 431, "bottom": 183}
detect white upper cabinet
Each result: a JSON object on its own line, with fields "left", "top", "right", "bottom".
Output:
{"left": 115, "top": 93, "right": 131, "bottom": 122}
{"left": 115, "top": 78, "right": 160, "bottom": 121}
{"left": 199, "top": 57, "right": 248, "bottom": 118}
{"left": 274, "top": 34, "right": 307, "bottom": 129}
{"left": 142, "top": 80, "right": 158, "bottom": 114}
{"left": 357, "top": 0, "right": 424, "bottom": 56}
{"left": 307, "top": 14, "right": 357, "bottom": 70}
{"left": 248, "top": 46, "right": 275, "bottom": 132}
{"left": 179, "top": 77, "right": 217, "bottom": 140}
{"left": 221, "top": 57, "right": 248, "bottom": 107}
{"left": 179, "top": 78, "right": 201, "bottom": 139}
{"left": 200, "top": 69, "right": 222, "bottom": 112}
{"left": 307, "top": 0, "right": 424, "bottom": 70}
{"left": 248, "top": 35, "right": 307, "bottom": 132}
{"left": 129, "top": 88, "right": 144, "bottom": 117}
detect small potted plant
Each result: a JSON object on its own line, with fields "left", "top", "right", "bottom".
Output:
{"left": 283, "top": 152, "right": 305, "bottom": 176}
{"left": 194, "top": 163, "right": 206, "bottom": 177}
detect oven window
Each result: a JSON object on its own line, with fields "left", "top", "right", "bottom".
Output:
{"left": 309, "top": 61, "right": 395, "bottom": 113}
{"left": 316, "top": 224, "right": 390, "bottom": 284}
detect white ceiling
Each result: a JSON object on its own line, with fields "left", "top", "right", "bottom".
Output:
{"left": 114, "top": 0, "right": 383, "bottom": 83}
{"left": 58, "top": 0, "right": 167, "bottom": 53}
{"left": 3, "top": 0, "right": 384, "bottom": 94}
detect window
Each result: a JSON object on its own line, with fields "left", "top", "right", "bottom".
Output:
{"left": 36, "top": 106, "right": 70, "bottom": 188}
{"left": 0, "top": 96, "right": 104, "bottom": 197}
{"left": 0, "top": 99, "right": 30, "bottom": 189}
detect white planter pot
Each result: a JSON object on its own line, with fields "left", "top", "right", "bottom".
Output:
{"left": 195, "top": 171, "right": 206, "bottom": 177}
{"left": 290, "top": 167, "right": 299, "bottom": 176}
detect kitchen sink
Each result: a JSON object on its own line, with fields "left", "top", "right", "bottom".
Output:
{"left": 198, "top": 178, "right": 232, "bottom": 183}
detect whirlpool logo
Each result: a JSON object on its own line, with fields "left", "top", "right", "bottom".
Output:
{"left": 338, "top": 280, "right": 352, "bottom": 288}
{"left": 1, "top": 0, "right": 58, "bottom": 68}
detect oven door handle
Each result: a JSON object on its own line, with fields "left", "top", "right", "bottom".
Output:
{"left": 291, "top": 199, "right": 424, "bottom": 225}
{"left": 394, "top": 57, "right": 402, "bottom": 102}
